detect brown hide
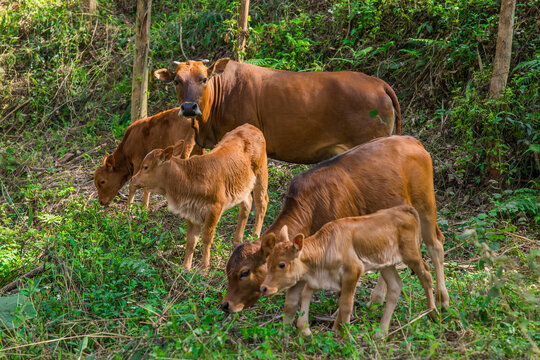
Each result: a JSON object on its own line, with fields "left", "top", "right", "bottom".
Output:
{"left": 222, "top": 136, "right": 449, "bottom": 313}
{"left": 260, "top": 206, "right": 436, "bottom": 336}
{"left": 154, "top": 59, "right": 401, "bottom": 164}
{"left": 130, "top": 124, "right": 269, "bottom": 270}
{"left": 94, "top": 108, "right": 202, "bottom": 207}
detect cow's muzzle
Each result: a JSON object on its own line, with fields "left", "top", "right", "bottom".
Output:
{"left": 180, "top": 102, "right": 202, "bottom": 117}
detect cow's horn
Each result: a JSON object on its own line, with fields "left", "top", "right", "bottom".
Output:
{"left": 200, "top": 59, "right": 210, "bottom": 64}
{"left": 172, "top": 61, "right": 181, "bottom": 66}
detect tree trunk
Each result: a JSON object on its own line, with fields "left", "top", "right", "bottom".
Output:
{"left": 84, "top": 0, "right": 97, "bottom": 12}
{"left": 488, "top": 0, "right": 516, "bottom": 98}
{"left": 236, "top": 0, "right": 249, "bottom": 61}
{"left": 486, "top": 0, "right": 516, "bottom": 181}
{"left": 131, "top": 0, "right": 152, "bottom": 123}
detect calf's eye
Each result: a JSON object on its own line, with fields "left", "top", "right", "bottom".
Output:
{"left": 240, "top": 269, "right": 250, "bottom": 278}
{"left": 279, "top": 263, "right": 285, "bottom": 269}
{"left": 100, "top": 180, "right": 105, "bottom": 185}
{"left": 143, "top": 165, "right": 149, "bottom": 170}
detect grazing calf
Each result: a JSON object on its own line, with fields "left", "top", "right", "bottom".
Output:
{"left": 260, "top": 205, "right": 436, "bottom": 337}
{"left": 222, "top": 136, "right": 449, "bottom": 314}
{"left": 94, "top": 108, "right": 202, "bottom": 208}
{"left": 131, "top": 124, "right": 269, "bottom": 271}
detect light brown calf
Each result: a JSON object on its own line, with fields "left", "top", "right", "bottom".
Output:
{"left": 131, "top": 123, "right": 269, "bottom": 270}
{"left": 94, "top": 108, "right": 202, "bottom": 208}
{"left": 260, "top": 205, "right": 436, "bottom": 337}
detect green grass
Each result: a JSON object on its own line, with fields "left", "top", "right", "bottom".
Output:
{"left": 0, "top": 0, "right": 539, "bottom": 358}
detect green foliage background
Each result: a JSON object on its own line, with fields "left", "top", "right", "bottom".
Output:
{"left": 0, "top": 0, "right": 538, "bottom": 358}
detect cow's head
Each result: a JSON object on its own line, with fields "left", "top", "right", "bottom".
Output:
{"left": 94, "top": 154, "right": 129, "bottom": 206}
{"left": 260, "top": 226, "right": 305, "bottom": 296}
{"left": 154, "top": 58, "right": 230, "bottom": 118}
{"left": 221, "top": 240, "right": 269, "bottom": 313}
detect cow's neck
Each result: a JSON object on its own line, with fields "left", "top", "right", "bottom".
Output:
{"left": 263, "top": 196, "right": 313, "bottom": 240}
{"left": 198, "top": 75, "right": 227, "bottom": 147}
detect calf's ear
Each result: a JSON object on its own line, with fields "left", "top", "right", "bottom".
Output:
{"left": 207, "top": 58, "right": 230, "bottom": 78}
{"left": 261, "top": 234, "right": 276, "bottom": 258}
{"left": 154, "top": 68, "right": 174, "bottom": 83}
{"left": 104, "top": 154, "right": 115, "bottom": 169}
{"left": 172, "top": 140, "right": 187, "bottom": 158}
{"left": 160, "top": 146, "right": 174, "bottom": 163}
{"left": 293, "top": 234, "right": 304, "bottom": 252}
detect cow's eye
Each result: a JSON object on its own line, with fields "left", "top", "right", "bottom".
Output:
{"left": 202, "top": 77, "right": 208, "bottom": 84}
{"left": 279, "top": 263, "right": 285, "bottom": 269}
{"left": 240, "top": 269, "right": 250, "bottom": 278}
{"left": 100, "top": 180, "right": 105, "bottom": 185}
{"left": 174, "top": 79, "right": 180, "bottom": 86}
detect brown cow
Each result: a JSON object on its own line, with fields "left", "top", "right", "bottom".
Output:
{"left": 130, "top": 124, "right": 269, "bottom": 271}
{"left": 221, "top": 136, "right": 449, "bottom": 313}
{"left": 260, "top": 206, "right": 437, "bottom": 337}
{"left": 154, "top": 59, "right": 401, "bottom": 164}
{"left": 94, "top": 108, "right": 202, "bottom": 208}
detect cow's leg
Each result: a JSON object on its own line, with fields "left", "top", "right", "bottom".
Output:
{"left": 142, "top": 190, "right": 151, "bottom": 208}
{"left": 233, "top": 195, "right": 251, "bottom": 247}
{"left": 421, "top": 216, "right": 450, "bottom": 310}
{"left": 367, "top": 275, "right": 387, "bottom": 308}
{"left": 200, "top": 207, "right": 221, "bottom": 271}
{"left": 183, "top": 220, "right": 200, "bottom": 271}
{"left": 333, "top": 266, "right": 361, "bottom": 332}
{"left": 283, "top": 281, "right": 305, "bottom": 326}
{"left": 252, "top": 159, "right": 269, "bottom": 238}
{"left": 404, "top": 258, "right": 437, "bottom": 319}
{"left": 377, "top": 266, "right": 402, "bottom": 337}
{"left": 297, "top": 285, "right": 314, "bottom": 336}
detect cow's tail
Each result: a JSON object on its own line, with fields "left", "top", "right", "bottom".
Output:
{"left": 384, "top": 82, "right": 402, "bottom": 135}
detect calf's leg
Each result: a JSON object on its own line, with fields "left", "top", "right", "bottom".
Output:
{"left": 183, "top": 220, "right": 200, "bottom": 271}
{"left": 377, "top": 266, "right": 402, "bottom": 337}
{"left": 367, "top": 275, "right": 387, "bottom": 308}
{"left": 333, "top": 266, "right": 362, "bottom": 332}
{"left": 283, "top": 281, "right": 305, "bottom": 326}
{"left": 232, "top": 195, "right": 251, "bottom": 247}
{"left": 126, "top": 184, "right": 137, "bottom": 209}
{"left": 252, "top": 160, "right": 269, "bottom": 238}
{"left": 200, "top": 207, "right": 222, "bottom": 271}
{"left": 297, "top": 285, "right": 315, "bottom": 336}
{"left": 404, "top": 258, "right": 437, "bottom": 319}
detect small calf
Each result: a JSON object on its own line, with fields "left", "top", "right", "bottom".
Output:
{"left": 260, "top": 205, "right": 436, "bottom": 337}
{"left": 131, "top": 123, "right": 269, "bottom": 271}
{"left": 94, "top": 108, "right": 202, "bottom": 208}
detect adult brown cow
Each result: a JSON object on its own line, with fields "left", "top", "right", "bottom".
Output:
{"left": 154, "top": 59, "right": 401, "bottom": 164}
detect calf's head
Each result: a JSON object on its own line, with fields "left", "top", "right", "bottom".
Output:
{"left": 94, "top": 155, "right": 128, "bottom": 206}
{"left": 154, "top": 58, "right": 230, "bottom": 119}
{"left": 221, "top": 241, "right": 268, "bottom": 313}
{"left": 260, "top": 226, "right": 305, "bottom": 296}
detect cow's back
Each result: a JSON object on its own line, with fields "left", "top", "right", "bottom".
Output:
{"left": 270, "top": 136, "right": 432, "bottom": 236}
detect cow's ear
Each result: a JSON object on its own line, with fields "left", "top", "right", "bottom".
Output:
{"left": 104, "top": 154, "right": 115, "bottom": 169}
{"left": 154, "top": 68, "right": 174, "bottom": 83}
{"left": 261, "top": 233, "right": 276, "bottom": 258}
{"left": 161, "top": 146, "right": 174, "bottom": 163}
{"left": 293, "top": 234, "right": 304, "bottom": 252}
{"left": 172, "top": 140, "right": 186, "bottom": 158}
{"left": 207, "top": 58, "right": 230, "bottom": 78}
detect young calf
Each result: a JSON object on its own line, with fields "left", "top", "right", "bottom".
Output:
{"left": 94, "top": 108, "right": 202, "bottom": 208}
{"left": 131, "top": 123, "right": 269, "bottom": 271}
{"left": 260, "top": 205, "right": 436, "bottom": 337}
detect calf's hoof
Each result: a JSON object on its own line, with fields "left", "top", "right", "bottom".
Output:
{"left": 300, "top": 327, "right": 312, "bottom": 337}
{"left": 373, "top": 330, "right": 386, "bottom": 340}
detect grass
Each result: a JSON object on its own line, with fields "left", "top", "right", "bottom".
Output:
{"left": 0, "top": 0, "right": 539, "bottom": 358}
